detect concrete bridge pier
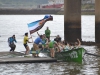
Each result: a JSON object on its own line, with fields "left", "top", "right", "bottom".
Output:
{"left": 95, "top": 0, "right": 100, "bottom": 44}
{"left": 64, "top": 0, "right": 81, "bottom": 43}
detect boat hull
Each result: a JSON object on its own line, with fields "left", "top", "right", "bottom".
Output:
{"left": 55, "top": 48, "right": 86, "bottom": 63}
{"left": 30, "top": 47, "right": 86, "bottom": 63}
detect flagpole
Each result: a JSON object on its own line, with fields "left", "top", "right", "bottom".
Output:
{"left": 27, "top": 23, "right": 33, "bottom": 43}
{"left": 29, "top": 32, "right": 33, "bottom": 44}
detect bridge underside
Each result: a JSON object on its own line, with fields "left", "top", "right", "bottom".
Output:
{"left": 64, "top": 0, "right": 100, "bottom": 44}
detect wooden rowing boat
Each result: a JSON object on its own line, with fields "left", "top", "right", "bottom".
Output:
{"left": 54, "top": 48, "right": 86, "bottom": 63}
{"left": 30, "top": 47, "right": 86, "bottom": 63}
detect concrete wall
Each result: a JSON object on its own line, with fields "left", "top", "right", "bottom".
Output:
{"left": 0, "top": 8, "right": 61, "bottom": 14}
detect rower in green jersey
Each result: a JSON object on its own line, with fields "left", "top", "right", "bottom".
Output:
{"left": 48, "top": 40, "right": 60, "bottom": 58}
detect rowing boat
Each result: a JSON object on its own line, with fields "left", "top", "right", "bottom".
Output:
{"left": 54, "top": 48, "right": 86, "bottom": 63}
{"left": 30, "top": 47, "right": 86, "bottom": 63}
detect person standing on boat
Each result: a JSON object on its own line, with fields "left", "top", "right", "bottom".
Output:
{"left": 23, "top": 32, "right": 32, "bottom": 55}
{"left": 8, "top": 35, "right": 17, "bottom": 52}
{"left": 45, "top": 27, "right": 51, "bottom": 41}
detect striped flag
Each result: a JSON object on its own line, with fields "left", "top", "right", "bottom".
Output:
{"left": 28, "top": 15, "right": 53, "bottom": 34}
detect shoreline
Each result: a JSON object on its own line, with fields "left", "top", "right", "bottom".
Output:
{"left": 0, "top": 8, "right": 95, "bottom": 15}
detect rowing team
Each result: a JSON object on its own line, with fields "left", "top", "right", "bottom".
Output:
{"left": 8, "top": 32, "right": 81, "bottom": 58}
{"left": 25, "top": 32, "right": 81, "bottom": 57}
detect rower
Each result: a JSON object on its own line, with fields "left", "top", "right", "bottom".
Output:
{"left": 74, "top": 39, "right": 81, "bottom": 49}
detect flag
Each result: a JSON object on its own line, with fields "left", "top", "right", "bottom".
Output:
{"left": 28, "top": 15, "right": 53, "bottom": 34}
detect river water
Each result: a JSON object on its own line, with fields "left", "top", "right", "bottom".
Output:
{"left": 0, "top": 15, "right": 100, "bottom": 75}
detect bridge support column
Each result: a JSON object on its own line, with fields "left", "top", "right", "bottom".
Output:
{"left": 64, "top": 0, "right": 81, "bottom": 43}
{"left": 95, "top": 0, "right": 100, "bottom": 43}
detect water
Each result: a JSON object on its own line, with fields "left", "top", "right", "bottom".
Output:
{"left": 0, "top": 15, "right": 100, "bottom": 75}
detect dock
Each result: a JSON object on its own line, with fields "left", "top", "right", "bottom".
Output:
{"left": 0, "top": 51, "right": 57, "bottom": 64}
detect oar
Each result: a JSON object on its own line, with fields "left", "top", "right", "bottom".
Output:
{"left": 84, "top": 49, "right": 100, "bottom": 57}
{"left": 85, "top": 52, "right": 100, "bottom": 57}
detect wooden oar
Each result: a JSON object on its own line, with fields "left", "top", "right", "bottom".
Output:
{"left": 85, "top": 52, "right": 100, "bottom": 57}
{"left": 84, "top": 49, "right": 100, "bottom": 57}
